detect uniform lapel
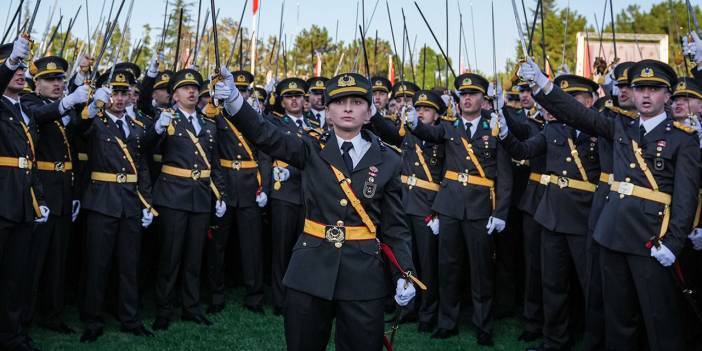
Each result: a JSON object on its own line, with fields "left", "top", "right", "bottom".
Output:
{"left": 353, "top": 132, "right": 382, "bottom": 174}
{"left": 1, "top": 96, "right": 28, "bottom": 140}
{"left": 319, "top": 132, "right": 351, "bottom": 178}
{"left": 641, "top": 116, "right": 670, "bottom": 146}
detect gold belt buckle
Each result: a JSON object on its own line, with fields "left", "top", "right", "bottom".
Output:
{"left": 540, "top": 174, "right": 550, "bottom": 185}
{"left": 191, "top": 169, "right": 201, "bottom": 180}
{"left": 116, "top": 173, "right": 127, "bottom": 183}
{"left": 325, "top": 225, "right": 346, "bottom": 248}
{"left": 557, "top": 176, "right": 569, "bottom": 189}
{"left": 406, "top": 175, "right": 417, "bottom": 187}
{"left": 457, "top": 173, "right": 469, "bottom": 186}
{"left": 54, "top": 161, "right": 65, "bottom": 172}
{"left": 232, "top": 161, "right": 241, "bottom": 170}
{"left": 18, "top": 157, "right": 28, "bottom": 169}
{"left": 608, "top": 174, "right": 614, "bottom": 185}
{"left": 618, "top": 182, "right": 634, "bottom": 196}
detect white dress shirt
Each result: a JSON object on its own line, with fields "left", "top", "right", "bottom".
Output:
{"left": 311, "top": 108, "right": 326, "bottom": 128}
{"left": 639, "top": 112, "right": 667, "bottom": 135}
{"left": 179, "top": 108, "right": 201, "bottom": 135}
{"left": 3, "top": 95, "right": 30, "bottom": 124}
{"left": 462, "top": 116, "right": 479, "bottom": 138}
{"left": 105, "top": 110, "right": 130, "bottom": 138}
{"left": 336, "top": 133, "right": 371, "bottom": 168}
{"left": 288, "top": 115, "right": 308, "bottom": 129}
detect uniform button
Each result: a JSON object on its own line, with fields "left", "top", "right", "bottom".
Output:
{"left": 194, "top": 164, "right": 199, "bottom": 168}
{"left": 195, "top": 151, "right": 199, "bottom": 155}
{"left": 625, "top": 177, "right": 631, "bottom": 182}
{"left": 122, "top": 156, "right": 126, "bottom": 159}
{"left": 629, "top": 163, "right": 636, "bottom": 168}
{"left": 237, "top": 155, "right": 242, "bottom": 159}
{"left": 339, "top": 199, "right": 348, "bottom": 206}
{"left": 658, "top": 212, "right": 663, "bottom": 216}
{"left": 656, "top": 153, "right": 661, "bottom": 157}
{"left": 562, "top": 170, "right": 567, "bottom": 175}
{"left": 656, "top": 147, "right": 662, "bottom": 151}
{"left": 414, "top": 162, "right": 420, "bottom": 166}
{"left": 566, "top": 157, "right": 572, "bottom": 162}
{"left": 238, "top": 143, "right": 243, "bottom": 147}
{"left": 302, "top": 242, "right": 307, "bottom": 247}
{"left": 336, "top": 220, "right": 344, "bottom": 226}
{"left": 122, "top": 168, "right": 126, "bottom": 171}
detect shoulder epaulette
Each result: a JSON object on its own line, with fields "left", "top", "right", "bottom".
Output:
{"left": 306, "top": 128, "right": 323, "bottom": 140}
{"left": 604, "top": 100, "right": 638, "bottom": 119}
{"left": 381, "top": 141, "right": 402, "bottom": 154}
{"left": 308, "top": 119, "right": 320, "bottom": 127}
{"left": 673, "top": 121, "right": 696, "bottom": 134}
{"left": 202, "top": 116, "right": 216, "bottom": 123}
{"left": 131, "top": 118, "right": 144, "bottom": 128}
{"left": 442, "top": 115, "right": 457, "bottom": 122}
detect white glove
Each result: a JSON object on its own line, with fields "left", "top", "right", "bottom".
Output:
{"left": 486, "top": 216, "right": 506, "bottom": 235}
{"left": 650, "top": 244, "right": 676, "bottom": 267}
{"left": 9, "top": 37, "right": 30, "bottom": 65}
{"left": 518, "top": 57, "right": 550, "bottom": 89}
{"left": 405, "top": 106, "right": 418, "bottom": 129}
{"left": 215, "top": 200, "right": 227, "bottom": 218}
{"left": 256, "top": 192, "right": 268, "bottom": 208}
{"left": 93, "top": 87, "right": 112, "bottom": 105}
{"left": 73, "top": 70, "right": 86, "bottom": 87}
{"left": 61, "top": 84, "right": 90, "bottom": 110}
{"left": 35, "top": 205, "right": 50, "bottom": 223}
{"left": 490, "top": 112, "right": 509, "bottom": 140}
{"left": 141, "top": 208, "right": 153, "bottom": 228}
{"left": 689, "top": 228, "right": 702, "bottom": 251}
{"left": 394, "top": 278, "right": 416, "bottom": 306}
{"left": 248, "top": 96, "right": 262, "bottom": 114}
{"left": 427, "top": 217, "right": 439, "bottom": 235}
{"left": 264, "top": 77, "right": 277, "bottom": 93}
{"left": 687, "top": 32, "right": 702, "bottom": 65}
{"left": 146, "top": 53, "right": 162, "bottom": 78}
{"left": 273, "top": 166, "right": 290, "bottom": 182}
{"left": 155, "top": 109, "right": 174, "bottom": 135}
{"left": 213, "top": 81, "right": 234, "bottom": 102}
{"left": 71, "top": 200, "right": 80, "bottom": 222}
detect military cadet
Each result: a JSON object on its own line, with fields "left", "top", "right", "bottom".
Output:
{"left": 268, "top": 77, "right": 313, "bottom": 315}
{"left": 206, "top": 80, "right": 272, "bottom": 315}
{"left": 406, "top": 73, "right": 512, "bottom": 346}
{"left": 20, "top": 56, "right": 88, "bottom": 335}
{"left": 232, "top": 70, "right": 254, "bottom": 100}
{"left": 78, "top": 69, "right": 156, "bottom": 342}
{"left": 497, "top": 73, "right": 602, "bottom": 351}
{"left": 370, "top": 90, "right": 446, "bottom": 333}
{"left": 139, "top": 63, "right": 174, "bottom": 117}
{"left": 149, "top": 69, "right": 227, "bottom": 330}
{"left": 0, "top": 38, "right": 51, "bottom": 351}
{"left": 388, "top": 81, "right": 419, "bottom": 126}
{"left": 518, "top": 57, "right": 700, "bottom": 351}
{"left": 671, "top": 77, "right": 702, "bottom": 121}
{"left": 501, "top": 84, "right": 548, "bottom": 342}
{"left": 371, "top": 76, "right": 392, "bottom": 113}
{"left": 305, "top": 76, "right": 328, "bottom": 129}
{"left": 212, "top": 69, "right": 416, "bottom": 351}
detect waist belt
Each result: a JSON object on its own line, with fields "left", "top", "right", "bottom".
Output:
{"left": 153, "top": 154, "right": 163, "bottom": 162}
{"left": 611, "top": 181, "right": 671, "bottom": 240}
{"left": 77, "top": 153, "right": 88, "bottom": 161}
{"left": 444, "top": 170, "right": 495, "bottom": 209}
{"left": 220, "top": 159, "right": 258, "bottom": 170}
{"left": 161, "top": 165, "right": 211, "bottom": 180}
{"left": 91, "top": 171, "right": 137, "bottom": 183}
{"left": 611, "top": 181, "right": 672, "bottom": 206}
{"left": 599, "top": 172, "right": 613, "bottom": 185}
{"left": 0, "top": 156, "right": 33, "bottom": 169}
{"left": 547, "top": 174, "right": 596, "bottom": 193}
{"left": 36, "top": 161, "right": 73, "bottom": 172}
{"left": 528, "top": 172, "right": 548, "bottom": 184}
{"left": 303, "top": 219, "right": 376, "bottom": 247}
{"left": 401, "top": 175, "right": 440, "bottom": 192}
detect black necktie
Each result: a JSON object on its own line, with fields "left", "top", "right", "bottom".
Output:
{"left": 640, "top": 124, "right": 646, "bottom": 140}
{"left": 116, "top": 119, "right": 127, "bottom": 140}
{"left": 465, "top": 122, "right": 473, "bottom": 139}
{"left": 316, "top": 113, "right": 321, "bottom": 120}
{"left": 12, "top": 102, "right": 21, "bottom": 117}
{"left": 296, "top": 119, "right": 304, "bottom": 130}
{"left": 341, "top": 141, "right": 354, "bottom": 172}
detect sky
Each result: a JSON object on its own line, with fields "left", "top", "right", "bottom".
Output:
{"left": 3, "top": 0, "right": 664, "bottom": 74}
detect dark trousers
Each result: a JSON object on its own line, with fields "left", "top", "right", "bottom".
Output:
{"left": 23, "top": 214, "right": 71, "bottom": 327}
{"left": 495, "top": 208, "right": 523, "bottom": 316}
{"left": 0, "top": 219, "right": 32, "bottom": 349}
{"left": 207, "top": 205, "right": 264, "bottom": 307}
{"left": 584, "top": 237, "right": 605, "bottom": 351}
{"left": 437, "top": 215, "right": 494, "bottom": 334}
{"left": 599, "top": 245, "right": 684, "bottom": 351}
{"left": 407, "top": 215, "right": 439, "bottom": 324}
{"left": 271, "top": 199, "right": 304, "bottom": 309}
{"left": 83, "top": 211, "right": 142, "bottom": 331}
{"left": 522, "top": 213, "right": 543, "bottom": 333}
{"left": 541, "top": 230, "right": 586, "bottom": 349}
{"left": 155, "top": 207, "right": 209, "bottom": 318}
{"left": 284, "top": 288, "right": 385, "bottom": 351}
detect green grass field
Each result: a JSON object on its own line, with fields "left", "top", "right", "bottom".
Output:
{"left": 31, "top": 289, "right": 579, "bottom": 351}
